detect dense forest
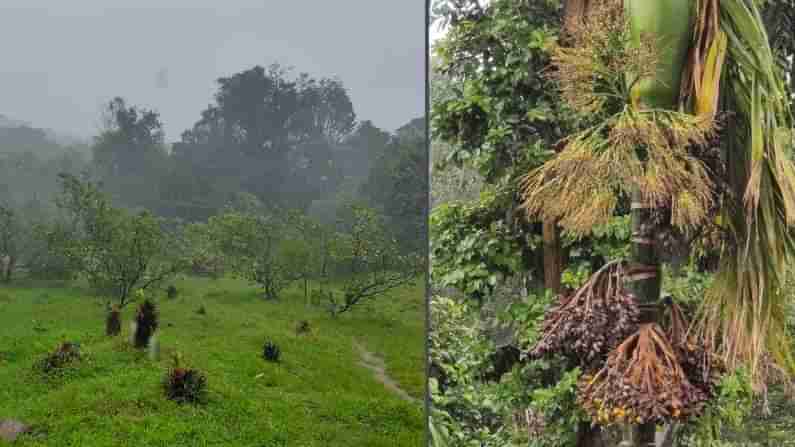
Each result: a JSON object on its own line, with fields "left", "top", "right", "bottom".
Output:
{"left": 429, "top": 0, "right": 795, "bottom": 446}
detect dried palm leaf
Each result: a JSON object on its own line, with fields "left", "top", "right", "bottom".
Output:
{"left": 694, "top": 0, "right": 795, "bottom": 390}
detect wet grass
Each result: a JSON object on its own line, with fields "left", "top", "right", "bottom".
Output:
{"left": 0, "top": 275, "right": 425, "bottom": 446}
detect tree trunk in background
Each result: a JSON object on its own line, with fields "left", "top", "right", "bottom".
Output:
{"left": 542, "top": 219, "right": 562, "bottom": 295}
{"left": 2, "top": 255, "right": 14, "bottom": 283}
{"left": 628, "top": 189, "right": 662, "bottom": 447}
{"left": 576, "top": 423, "right": 607, "bottom": 447}
{"left": 563, "top": 0, "right": 592, "bottom": 36}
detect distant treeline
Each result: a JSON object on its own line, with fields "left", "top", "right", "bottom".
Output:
{"left": 0, "top": 63, "right": 426, "bottom": 252}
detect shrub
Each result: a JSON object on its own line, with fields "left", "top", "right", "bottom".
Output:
{"left": 106, "top": 305, "right": 121, "bottom": 336}
{"left": 26, "top": 221, "right": 81, "bottom": 281}
{"left": 162, "top": 353, "right": 207, "bottom": 404}
{"left": 262, "top": 341, "right": 281, "bottom": 362}
{"left": 198, "top": 212, "right": 295, "bottom": 300}
{"left": 196, "top": 305, "right": 206, "bottom": 315}
{"left": 134, "top": 299, "right": 159, "bottom": 349}
{"left": 54, "top": 174, "right": 186, "bottom": 307}
{"left": 34, "top": 341, "right": 81, "bottom": 375}
{"left": 166, "top": 285, "right": 178, "bottom": 299}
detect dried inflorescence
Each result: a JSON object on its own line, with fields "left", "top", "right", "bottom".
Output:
{"left": 162, "top": 353, "right": 207, "bottom": 404}
{"left": 106, "top": 305, "right": 121, "bottom": 336}
{"left": 263, "top": 341, "right": 281, "bottom": 362}
{"left": 530, "top": 261, "right": 640, "bottom": 366}
{"left": 522, "top": 0, "right": 718, "bottom": 236}
{"left": 134, "top": 299, "right": 159, "bottom": 349}
{"left": 664, "top": 301, "right": 723, "bottom": 399}
{"left": 521, "top": 109, "right": 716, "bottom": 236}
{"left": 35, "top": 341, "right": 81, "bottom": 374}
{"left": 550, "top": 0, "right": 657, "bottom": 117}
{"left": 578, "top": 324, "right": 708, "bottom": 425}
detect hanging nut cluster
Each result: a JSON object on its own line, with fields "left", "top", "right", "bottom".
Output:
{"left": 664, "top": 301, "right": 723, "bottom": 399}
{"left": 578, "top": 323, "right": 708, "bottom": 425}
{"left": 530, "top": 261, "right": 640, "bottom": 366}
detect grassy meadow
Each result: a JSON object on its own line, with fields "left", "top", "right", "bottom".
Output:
{"left": 0, "top": 276, "right": 425, "bottom": 446}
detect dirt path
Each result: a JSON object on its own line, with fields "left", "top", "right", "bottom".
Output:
{"left": 353, "top": 339, "right": 419, "bottom": 404}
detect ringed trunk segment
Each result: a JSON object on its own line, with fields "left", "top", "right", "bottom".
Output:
{"left": 623, "top": 2, "right": 696, "bottom": 445}
{"left": 628, "top": 192, "right": 662, "bottom": 447}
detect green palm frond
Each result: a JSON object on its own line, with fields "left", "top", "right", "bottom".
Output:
{"left": 695, "top": 0, "right": 795, "bottom": 389}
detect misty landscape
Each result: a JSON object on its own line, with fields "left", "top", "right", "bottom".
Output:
{"left": 0, "top": 3, "right": 425, "bottom": 446}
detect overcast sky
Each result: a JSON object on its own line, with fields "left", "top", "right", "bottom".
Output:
{"left": 0, "top": 1, "right": 425, "bottom": 142}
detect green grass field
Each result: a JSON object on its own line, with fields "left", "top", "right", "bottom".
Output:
{"left": 0, "top": 276, "right": 425, "bottom": 446}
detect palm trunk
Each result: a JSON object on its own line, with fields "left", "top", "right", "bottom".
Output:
{"left": 624, "top": 1, "right": 694, "bottom": 444}
{"left": 628, "top": 194, "right": 662, "bottom": 447}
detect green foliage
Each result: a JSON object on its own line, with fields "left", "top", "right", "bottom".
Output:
{"left": 663, "top": 266, "right": 714, "bottom": 308}
{"left": 27, "top": 220, "right": 81, "bottom": 280}
{"left": 524, "top": 366, "right": 585, "bottom": 447}
{"left": 430, "top": 295, "right": 587, "bottom": 447}
{"left": 197, "top": 210, "right": 294, "bottom": 300}
{"left": 560, "top": 264, "right": 592, "bottom": 291}
{"left": 0, "top": 202, "right": 22, "bottom": 282}
{"left": 502, "top": 290, "right": 555, "bottom": 348}
{"left": 168, "top": 63, "right": 358, "bottom": 213}
{"left": 429, "top": 296, "right": 513, "bottom": 446}
{"left": 0, "top": 199, "right": 48, "bottom": 282}
{"left": 279, "top": 211, "right": 323, "bottom": 284}
{"left": 430, "top": 191, "right": 528, "bottom": 299}
{"left": 360, "top": 117, "right": 427, "bottom": 253}
{"left": 92, "top": 97, "right": 169, "bottom": 210}
{"left": 432, "top": 0, "right": 566, "bottom": 181}
{"left": 54, "top": 174, "right": 185, "bottom": 305}
{"left": 328, "top": 205, "right": 419, "bottom": 315}
{"left": 430, "top": 0, "right": 574, "bottom": 312}
{"left": 677, "top": 368, "right": 755, "bottom": 446}
{"left": 569, "top": 215, "right": 632, "bottom": 262}
{"left": 759, "top": 0, "right": 795, "bottom": 113}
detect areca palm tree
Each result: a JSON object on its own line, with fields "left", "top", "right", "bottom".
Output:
{"left": 522, "top": 0, "right": 795, "bottom": 445}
